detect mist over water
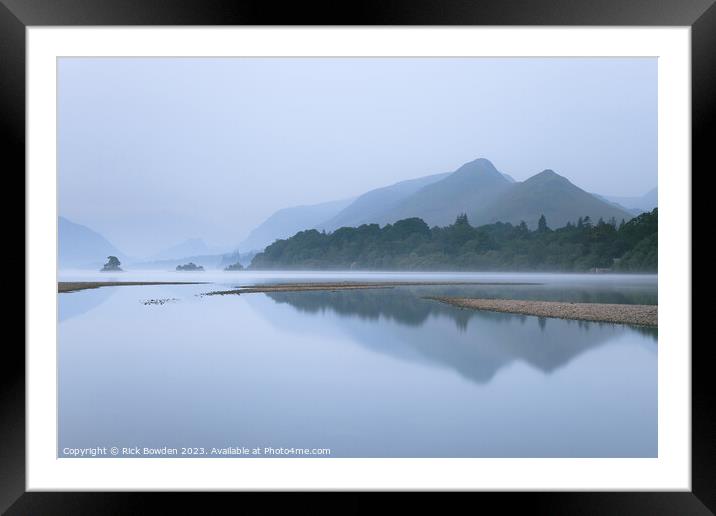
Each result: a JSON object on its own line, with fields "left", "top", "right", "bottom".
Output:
{"left": 58, "top": 272, "right": 656, "bottom": 458}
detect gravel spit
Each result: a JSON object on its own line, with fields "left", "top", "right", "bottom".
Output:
{"left": 201, "top": 281, "right": 540, "bottom": 296}
{"left": 427, "top": 297, "right": 657, "bottom": 327}
{"left": 58, "top": 281, "right": 205, "bottom": 293}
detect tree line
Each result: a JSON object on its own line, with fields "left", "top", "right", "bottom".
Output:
{"left": 249, "top": 209, "right": 657, "bottom": 272}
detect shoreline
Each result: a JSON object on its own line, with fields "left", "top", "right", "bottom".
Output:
{"left": 427, "top": 297, "right": 657, "bottom": 327}
{"left": 201, "top": 281, "right": 541, "bottom": 296}
{"left": 58, "top": 282, "right": 657, "bottom": 327}
{"left": 58, "top": 281, "right": 206, "bottom": 293}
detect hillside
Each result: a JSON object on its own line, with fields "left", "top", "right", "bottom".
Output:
{"left": 602, "top": 187, "right": 658, "bottom": 214}
{"left": 240, "top": 198, "right": 353, "bottom": 252}
{"left": 58, "top": 216, "right": 126, "bottom": 269}
{"left": 321, "top": 171, "right": 451, "bottom": 230}
{"left": 473, "top": 170, "right": 635, "bottom": 228}
{"left": 374, "top": 158, "right": 513, "bottom": 227}
{"left": 250, "top": 209, "right": 658, "bottom": 272}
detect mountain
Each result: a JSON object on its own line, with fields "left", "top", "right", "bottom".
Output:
{"left": 373, "top": 158, "right": 513, "bottom": 227}
{"left": 242, "top": 158, "right": 638, "bottom": 250}
{"left": 58, "top": 216, "right": 126, "bottom": 269}
{"left": 600, "top": 187, "right": 657, "bottom": 214}
{"left": 323, "top": 158, "right": 604, "bottom": 231}
{"left": 472, "top": 169, "right": 635, "bottom": 229}
{"left": 240, "top": 160, "right": 530, "bottom": 250}
{"left": 321, "top": 172, "right": 451, "bottom": 230}
{"left": 239, "top": 198, "right": 353, "bottom": 252}
{"left": 152, "top": 238, "right": 220, "bottom": 261}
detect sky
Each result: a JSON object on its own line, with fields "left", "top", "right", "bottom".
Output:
{"left": 58, "top": 57, "right": 657, "bottom": 257}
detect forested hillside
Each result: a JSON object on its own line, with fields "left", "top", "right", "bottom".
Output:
{"left": 250, "top": 209, "right": 657, "bottom": 272}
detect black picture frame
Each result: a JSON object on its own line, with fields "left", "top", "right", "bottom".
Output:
{"left": 4, "top": 0, "right": 708, "bottom": 513}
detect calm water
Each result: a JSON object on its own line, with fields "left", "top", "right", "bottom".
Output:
{"left": 58, "top": 271, "right": 657, "bottom": 458}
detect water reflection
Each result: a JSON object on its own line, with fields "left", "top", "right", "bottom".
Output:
{"left": 262, "top": 288, "right": 657, "bottom": 384}
{"left": 59, "top": 287, "right": 115, "bottom": 322}
{"left": 57, "top": 280, "right": 657, "bottom": 458}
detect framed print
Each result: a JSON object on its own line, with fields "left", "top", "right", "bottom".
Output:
{"left": 5, "top": 0, "right": 710, "bottom": 513}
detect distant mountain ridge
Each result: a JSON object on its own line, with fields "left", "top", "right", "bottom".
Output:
{"left": 58, "top": 216, "right": 127, "bottom": 268}
{"left": 131, "top": 250, "right": 257, "bottom": 270}
{"left": 58, "top": 217, "right": 248, "bottom": 271}
{"left": 151, "top": 238, "right": 222, "bottom": 261}
{"left": 599, "top": 187, "right": 657, "bottom": 214}
{"left": 321, "top": 172, "right": 451, "bottom": 231}
{"left": 240, "top": 198, "right": 354, "bottom": 252}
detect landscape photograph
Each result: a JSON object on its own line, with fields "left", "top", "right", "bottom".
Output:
{"left": 58, "top": 57, "right": 657, "bottom": 458}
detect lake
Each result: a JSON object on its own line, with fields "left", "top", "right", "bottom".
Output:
{"left": 58, "top": 271, "right": 657, "bottom": 458}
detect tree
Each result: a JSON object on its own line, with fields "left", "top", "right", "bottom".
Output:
{"left": 455, "top": 213, "right": 470, "bottom": 226}
{"left": 101, "top": 255, "right": 122, "bottom": 272}
{"left": 225, "top": 261, "right": 244, "bottom": 271}
{"left": 537, "top": 214, "right": 549, "bottom": 233}
{"left": 176, "top": 262, "right": 204, "bottom": 271}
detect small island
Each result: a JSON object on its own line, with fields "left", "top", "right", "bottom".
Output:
{"left": 176, "top": 262, "right": 204, "bottom": 272}
{"left": 224, "top": 261, "right": 244, "bottom": 271}
{"left": 100, "top": 255, "right": 123, "bottom": 272}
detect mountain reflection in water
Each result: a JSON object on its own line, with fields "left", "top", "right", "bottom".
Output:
{"left": 262, "top": 288, "right": 657, "bottom": 385}
{"left": 57, "top": 276, "right": 657, "bottom": 458}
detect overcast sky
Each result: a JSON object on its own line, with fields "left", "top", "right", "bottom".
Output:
{"left": 58, "top": 57, "right": 657, "bottom": 257}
